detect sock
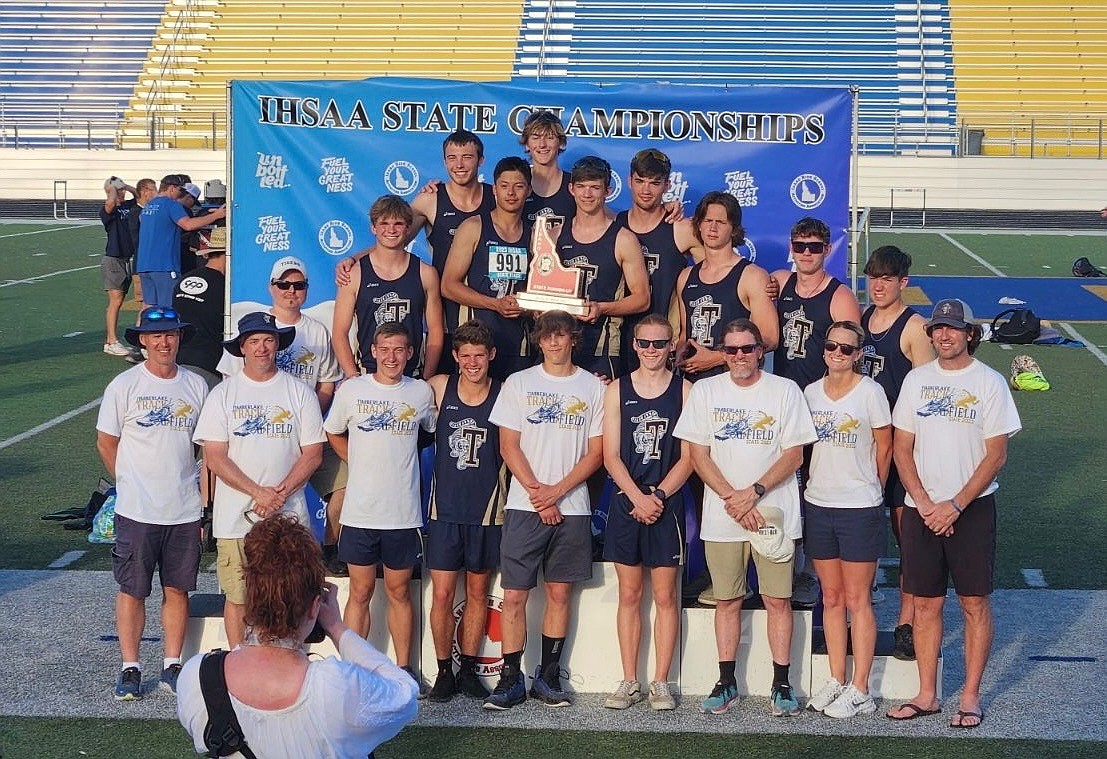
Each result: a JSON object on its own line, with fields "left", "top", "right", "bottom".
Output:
{"left": 773, "top": 661, "right": 790, "bottom": 686}
{"left": 437, "top": 658, "right": 452, "bottom": 674}
{"left": 163, "top": 657, "right": 181, "bottom": 670}
{"left": 501, "top": 650, "right": 522, "bottom": 678}
{"left": 540, "top": 635, "right": 565, "bottom": 682}
{"left": 122, "top": 662, "right": 141, "bottom": 672}
{"left": 718, "top": 660, "right": 736, "bottom": 685}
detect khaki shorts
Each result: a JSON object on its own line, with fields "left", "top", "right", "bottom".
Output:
{"left": 309, "top": 442, "right": 348, "bottom": 498}
{"left": 216, "top": 538, "right": 247, "bottom": 605}
{"left": 705, "top": 540, "right": 795, "bottom": 600}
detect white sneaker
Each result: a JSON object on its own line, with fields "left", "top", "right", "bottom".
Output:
{"left": 807, "top": 677, "right": 845, "bottom": 713}
{"left": 103, "top": 340, "right": 132, "bottom": 357}
{"left": 604, "top": 679, "right": 643, "bottom": 709}
{"left": 823, "top": 684, "right": 877, "bottom": 718}
{"left": 648, "top": 680, "right": 677, "bottom": 711}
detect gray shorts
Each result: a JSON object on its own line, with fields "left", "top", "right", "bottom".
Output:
{"left": 101, "top": 255, "right": 132, "bottom": 292}
{"left": 499, "top": 510, "right": 592, "bottom": 590}
{"left": 112, "top": 513, "right": 201, "bottom": 599}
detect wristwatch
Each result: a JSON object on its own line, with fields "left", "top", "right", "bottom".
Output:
{"left": 753, "top": 482, "right": 766, "bottom": 498}
{"left": 652, "top": 487, "right": 668, "bottom": 501}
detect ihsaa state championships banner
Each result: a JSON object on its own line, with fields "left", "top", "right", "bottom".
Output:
{"left": 228, "top": 77, "right": 853, "bottom": 309}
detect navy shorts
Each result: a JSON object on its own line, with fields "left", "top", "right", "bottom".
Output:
{"left": 900, "top": 495, "right": 996, "bottom": 598}
{"left": 500, "top": 511, "right": 592, "bottom": 590}
{"left": 338, "top": 526, "right": 423, "bottom": 570}
{"left": 112, "top": 514, "right": 201, "bottom": 599}
{"left": 602, "top": 491, "right": 684, "bottom": 568}
{"left": 804, "top": 504, "right": 884, "bottom": 563}
{"left": 425, "top": 520, "right": 501, "bottom": 572}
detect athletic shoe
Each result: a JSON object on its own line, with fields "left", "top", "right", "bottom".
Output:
{"left": 893, "top": 623, "right": 916, "bottom": 661}
{"left": 402, "top": 665, "right": 427, "bottom": 700}
{"left": 457, "top": 666, "right": 490, "bottom": 698}
{"left": 123, "top": 348, "right": 143, "bottom": 364}
{"left": 604, "top": 679, "right": 643, "bottom": 709}
{"left": 322, "top": 545, "right": 348, "bottom": 577}
{"left": 530, "top": 665, "right": 572, "bottom": 707}
{"left": 483, "top": 669, "right": 526, "bottom": 711}
{"left": 700, "top": 680, "right": 739, "bottom": 714}
{"left": 103, "top": 340, "right": 132, "bottom": 357}
{"left": 114, "top": 667, "right": 142, "bottom": 701}
{"left": 427, "top": 668, "right": 457, "bottom": 702}
{"left": 648, "top": 680, "right": 677, "bottom": 711}
{"left": 791, "top": 573, "right": 821, "bottom": 607}
{"left": 770, "top": 682, "right": 801, "bottom": 716}
{"left": 159, "top": 663, "right": 182, "bottom": 695}
{"left": 823, "top": 684, "right": 877, "bottom": 719}
{"left": 807, "top": 677, "right": 845, "bottom": 713}
{"left": 696, "top": 584, "right": 717, "bottom": 607}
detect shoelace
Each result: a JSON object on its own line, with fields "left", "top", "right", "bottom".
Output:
{"left": 651, "top": 681, "right": 672, "bottom": 697}
{"left": 614, "top": 680, "right": 638, "bottom": 697}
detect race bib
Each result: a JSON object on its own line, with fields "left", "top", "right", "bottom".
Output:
{"left": 488, "top": 244, "right": 527, "bottom": 281}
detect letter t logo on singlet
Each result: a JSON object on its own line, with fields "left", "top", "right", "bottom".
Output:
{"left": 783, "top": 307, "right": 814, "bottom": 360}
{"left": 691, "top": 302, "right": 723, "bottom": 346}
{"left": 633, "top": 418, "right": 669, "bottom": 463}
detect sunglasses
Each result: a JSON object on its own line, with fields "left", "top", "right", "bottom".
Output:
{"left": 143, "top": 307, "right": 180, "bottom": 321}
{"left": 791, "top": 241, "right": 827, "bottom": 255}
{"left": 824, "top": 340, "right": 860, "bottom": 356}
{"left": 634, "top": 338, "right": 670, "bottom": 349}
{"left": 272, "top": 280, "right": 308, "bottom": 291}
{"left": 721, "top": 343, "right": 760, "bottom": 355}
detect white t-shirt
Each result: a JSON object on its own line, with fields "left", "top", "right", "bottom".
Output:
{"left": 177, "top": 629, "right": 419, "bottom": 759}
{"left": 674, "top": 371, "right": 817, "bottom": 541}
{"left": 803, "top": 375, "right": 892, "bottom": 509}
{"left": 323, "top": 375, "right": 436, "bottom": 529}
{"left": 96, "top": 364, "right": 209, "bottom": 525}
{"left": 193, "top": 371, "right": 326, "bottom": 539}
{"left": 218, "top": 312, "right": 342, "bottom": 390}
{"left": 489, "top": 365, "right": 604, "bottom": 517}
{"left": 893, "top": 358, "right": 1021, "bottom": 506}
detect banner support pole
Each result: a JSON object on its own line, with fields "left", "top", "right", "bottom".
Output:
{"left": 849, "top": 84, "right": 860, "bottom": 295}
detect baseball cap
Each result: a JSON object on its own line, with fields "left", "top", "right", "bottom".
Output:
{"left": 196, "top": 226, "right": 227, "bottom": 255}
{"left": 747, "top": 507, "right": 793, "bottom": 563}
{"left": 124, "top": 306, "right": 194, "bottom": 348}
{"left": 223, "top": 312, "right": 295, "bottom": 357}
{"left": 161, "top": 173, "right": 188, "bottom": 187}
{"left": 926, "top": 298, "right": 975, "bottom": 331}
{"left": 182, "top": 183, "right": 202, "bottom": 201}
{"left": 204, "top": 179, "right": 227, "bottom": 201}
{"left": 105, "top": 176, "right": 127, "bottom": 191}
{"left": 270, "top": 256, "right": 307, "bottom": 282}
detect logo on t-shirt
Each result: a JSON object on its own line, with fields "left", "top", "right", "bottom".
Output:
{"left": 812, "top": 410, "right": 859, "bottom": 447}
{"left": 135, "top": 397, "right": 197, "bottom": 431}
{"left": 356, "top": 400, "right": 419, "bottom": 434}
{"left": 631, "top": 410, "right": 669, "bottom": 463}
{"left": 712, "top": 407, "right": 776, "bottom": 444}
{"left": 447, "top": 418, "right": 488, "bottom": 470}
{"left": 916, "top": 386, "right": 980, "bottom": 422}
{"left": 276, "top": 346, "right": 318, "bottom": 382}
{"left": 525, "top": 393, "right": 588, "bottom": 429}
{"left": 232, "top": 404, "right": 295, "bottom": 438}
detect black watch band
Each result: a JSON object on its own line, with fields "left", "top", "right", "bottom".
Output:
{"left": 652, "top": 487, "right": 668, "bottom": 502}
{"left": 753, "top": 482, "right": 766, "bottom": 497}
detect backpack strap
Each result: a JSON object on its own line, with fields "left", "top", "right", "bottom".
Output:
{"left": 199, "top": 651, "right": 259, "bottom": 759}
{"left": 990, "top": 308, "right": 1018, "bottom": 333}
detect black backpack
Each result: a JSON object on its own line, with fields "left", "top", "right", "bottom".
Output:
{"left": 991, "top": 308, "right": 1041, "bottom": 344}
{"left": 1073, "top": 257, "right": 1105, "bottom": 278}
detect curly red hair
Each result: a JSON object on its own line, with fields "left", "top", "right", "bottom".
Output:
{"left": 242, "top": 514, "right": 325, "bottom": 641}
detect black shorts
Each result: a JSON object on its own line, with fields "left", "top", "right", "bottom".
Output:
{"left": 900, "top": 494, "right": 996, "bottom": 598}
{"left": 602, "top": 491, "right": 684, "bottom": 568}
{"left": 499, "top": 511, "right": 592, "bottom": 590}
{"left": 804, "top": 504, "right": 884, "bottom": 563}
{"left": 112, "top": 514, "right": 201, "bottom": 599}
{"left": 425, "top": 520, "right": 501, "bottom": 572}
{"left": 338, "top": 526, "right": 423, "bottom": 570}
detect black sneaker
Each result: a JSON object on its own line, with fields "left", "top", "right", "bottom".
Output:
{"left": 457, "top": 665, "right": 491, "bottom": 698}
{"left": 322, "top": 545, "right": 348, "bottom": 577}
{"left": 893, "top": 624, "right": 916, "bottom": 661}
{"left": 483, "top": 669, "right": 526, "bottom": 710}
{"left": 529, "top": 665, "right": 572, "bottom": 707}
{"left": 114, "top": 667, "right": 142, "bottom": 701}
{"left": 427, "top": 668, "right": 457, "bottom": 702}
{"left": 159, "top": 663, "right": 182, "bottom": 695}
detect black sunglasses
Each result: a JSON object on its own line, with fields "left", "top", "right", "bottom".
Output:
{"left": 634, "top": 338, "right": 670, "bottom": 349}
{"left": 272, "top": 280, "right": 308, "bottom": 291}
{"left": 721, "top": 343, "right": 760, "bottom": 355}
{"left": 791, "top": 240, "right": 827, "bottom": 255}
{"left": 143, "top": 307, "right": 180, "bottom": 321}
{"left": 824, "top": 340, "right": 860, "bottom": 356}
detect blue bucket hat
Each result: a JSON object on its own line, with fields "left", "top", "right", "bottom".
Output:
{"left": 223, "top": 311, "right": 295, "bottom": 357}
{"left": 124, "top": 306, "right": 194, "bottom": 348}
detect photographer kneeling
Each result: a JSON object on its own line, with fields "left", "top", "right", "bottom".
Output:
{"left": 177, "top": 514, "right": 419, "bottom": 757}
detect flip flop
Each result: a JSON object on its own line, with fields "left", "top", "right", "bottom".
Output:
{"left": 887, "top": 702, "right": 941, "bottom": 721}
{"left": 951, "top": 709, "right": 984, "bottom": 729}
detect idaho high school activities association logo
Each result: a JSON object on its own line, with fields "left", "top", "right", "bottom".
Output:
{"left": 384, "top": 160, "right": 419, "bottom": 196}
{"left": 451, "top": 595, "right": 512, "bottom": 677}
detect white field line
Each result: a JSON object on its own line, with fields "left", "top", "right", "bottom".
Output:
{"left": 0, "top": 224, "right": 96, "bottom": 239}
{"left": 1021, "top": 568, "right": 1048, "bottom": 588}
{"left": 938, "top": 233, "right": 1006, "bottom": 277}
{"left": 0, "top": 264, "right": 99, "bottom": 288}
{"left": 48, "top": 551, "right": 87, "bottom": 569}
{"left": 1060, "top": 323, "right": 1107, "bottom": 369}
{"left": 0, "top": 399, "right": 102, "bottom": 451}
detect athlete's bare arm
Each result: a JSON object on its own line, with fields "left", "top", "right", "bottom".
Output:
{"left": 829, "top": 283, "right": 862, "bottom": 325}
{"left": 902, "top": 312, "right": 936, "bottom": 367}
{"left": 331, "top": 262, "right": 362, "bottom": 378}
{"left": 590, "top": 227, "right": 650, "bottom": 321}
{"left": 441, "top": 217, "right": 522, "bottom": 318}
{"left": 420, "top": 262, "right": 445, "bottom": 378}
{"left": 738, "top": 264, "right": 780, "bottom": 351}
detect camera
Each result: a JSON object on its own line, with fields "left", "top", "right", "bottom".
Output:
{"left": 305, "top": 621, "right": 326, "bottom": 644}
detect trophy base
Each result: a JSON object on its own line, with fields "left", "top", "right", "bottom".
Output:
{"left": 515, "top": 292, "right": 589, "bottom": 317}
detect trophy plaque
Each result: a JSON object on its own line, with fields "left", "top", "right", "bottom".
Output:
{"left": 514, "top": 215, "right": 589, "bottom": 316}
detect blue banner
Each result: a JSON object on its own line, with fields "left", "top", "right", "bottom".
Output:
{"left": 229, "top": 77, "right": 853, "bottom": 310}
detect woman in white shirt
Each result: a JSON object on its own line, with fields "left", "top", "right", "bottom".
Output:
{"left": 802, "top": 321, "right": 892, "bottom": 719}
{"left": 176, "top": 514, "right": 418, "bottom": 758}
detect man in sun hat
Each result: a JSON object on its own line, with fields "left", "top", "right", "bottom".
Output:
{"left": 886, "top": 298, "right": 1021, "bottom": 729}
{"left": 96, "top": 306, "right": 209, "bottom": 701}
{"left": 193, "top": 311, "right": 326, "bottom": 647}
